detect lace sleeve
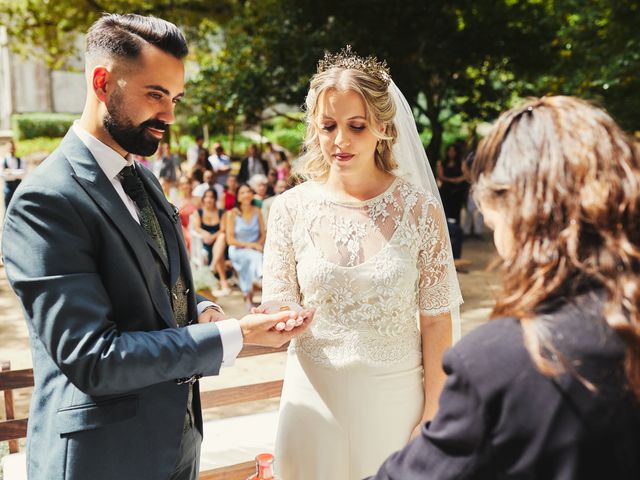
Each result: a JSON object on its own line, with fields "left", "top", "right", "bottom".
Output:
{"left": 418, "top": 198, "right": 461, "bottom": 316}
{"left": 262, "top": 194, "right": 301, "bottom": 304}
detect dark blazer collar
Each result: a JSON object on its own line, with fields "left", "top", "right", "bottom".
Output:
{"left": 60, "top": 129, "right": 177, "bottom": 328}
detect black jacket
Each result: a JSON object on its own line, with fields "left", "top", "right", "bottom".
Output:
{"left": 370, "top": 290, "right": 640, "bottom": 479}
{"left": 238, "top": 156, "right": 269, "bottom": 184}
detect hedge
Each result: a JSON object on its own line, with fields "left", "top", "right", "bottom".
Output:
{"left": 12, "top": 113, "right": 79, "bottom": 140}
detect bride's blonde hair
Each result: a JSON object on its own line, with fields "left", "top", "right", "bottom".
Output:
{"left": 295, "top": 54, "right": 398, "bottom": 181}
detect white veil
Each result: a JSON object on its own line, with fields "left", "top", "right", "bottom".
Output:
{"left": 389, "top": 80, "right": 463, "bottom": 342}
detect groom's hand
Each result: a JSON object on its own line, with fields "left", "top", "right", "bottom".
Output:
{"left": 197, "top": 305, "right": 226, "bottom": 324}
{"left": 238, "top": 309, "right": 314, "bottom": 348}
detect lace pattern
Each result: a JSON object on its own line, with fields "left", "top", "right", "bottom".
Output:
{"left": 263, "top": 178, "right": 463, "bottom": 367}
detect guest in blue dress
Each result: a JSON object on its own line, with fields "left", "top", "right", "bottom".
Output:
{"left": 227, "top": 183, "right": 266, "bottom": 310}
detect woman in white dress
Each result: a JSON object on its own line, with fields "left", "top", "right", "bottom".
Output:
{"left": 261, "top": 47, "right": 463, "bottom": 479}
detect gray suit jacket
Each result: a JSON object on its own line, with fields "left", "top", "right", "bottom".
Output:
{"left": 2, "top": 130, "right": 224, "bottom": 480}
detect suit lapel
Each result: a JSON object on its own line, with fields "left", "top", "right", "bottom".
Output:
{"left": 137, "top": 166, "right": 181, "bottom": 286}
{"left": 59, "top": 131, "right": 176, "bottom": 329}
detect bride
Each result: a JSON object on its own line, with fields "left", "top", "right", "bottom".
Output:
{"left": 261, "top": 47, "right": 463, "bottom": 479}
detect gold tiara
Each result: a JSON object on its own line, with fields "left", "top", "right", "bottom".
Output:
{"left": 317, "top": 45, "right": 391, "bottom": 87}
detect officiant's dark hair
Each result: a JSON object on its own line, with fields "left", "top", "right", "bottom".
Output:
{"left": 85, "top": 13, "right": 188, "bottom": 66}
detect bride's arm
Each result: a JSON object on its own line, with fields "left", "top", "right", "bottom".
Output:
{"left": 261, "top": 194, "right": 301, "bottom": 305}
{"left": 410, "top": 197, "right": 462, "bottom": 441}
{"left": 418, "top": 312, "right": 451, "bottom": 424}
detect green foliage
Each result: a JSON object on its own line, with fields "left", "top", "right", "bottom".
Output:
{"left": 0, "top": 0, "right": 234, "bottom": 69}
{"left": 539, "top": 0, "right": 640, "bottom": 131}
{"left": 14, "top": 137, "right": 63, "bottom": 158}
{"left": 185, "top": 0, "right": 561, "bottom": 159}
{"left": 266, "top": 128, "right": 304, "bottom": 156}
{"left": 4, "top": 0, "right": 638, "bottom": 146}
{"left": 12, "top": 113, "right": 78, "bottom": 140}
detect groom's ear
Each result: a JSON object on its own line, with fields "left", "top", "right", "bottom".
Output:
{"left": 91, "top": 65, "right": 109, "bottom": 102}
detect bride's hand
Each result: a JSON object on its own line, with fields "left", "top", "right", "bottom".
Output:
{"left": 254, "top": 301, "right": 315, "bottom": 332}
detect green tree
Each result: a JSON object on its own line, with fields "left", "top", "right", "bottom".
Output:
{"left": 542, "top": 0, "right": 640, "bottom": 131}
{"left": 0, "top": 0, "right": 232, "bottom": 68}
{"left": 196, "top": 0, "right": 560, "bottom": 159}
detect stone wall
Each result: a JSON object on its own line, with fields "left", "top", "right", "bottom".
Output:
{"left": 0, "top": 28, "right": 85, "bottom": 132}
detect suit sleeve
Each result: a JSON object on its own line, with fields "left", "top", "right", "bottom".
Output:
{"left": 2, "top": 186, "right": 224, "bottom": 396}
{"left": 368, "top": 348, "right": 489, "bottom": 479}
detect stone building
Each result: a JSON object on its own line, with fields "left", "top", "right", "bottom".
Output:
{"left": 0, "top": 27, "right": 85, "bottom": 133}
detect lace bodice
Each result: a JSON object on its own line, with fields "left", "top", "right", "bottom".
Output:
{"left": 263, "top": 177, "right": 463, "bottom": 367}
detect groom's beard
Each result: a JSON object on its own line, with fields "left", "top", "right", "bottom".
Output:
{"left": 103, "top": 90, "right": 167, "bottom": 156}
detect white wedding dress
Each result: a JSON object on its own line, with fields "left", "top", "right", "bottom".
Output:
{"left": 262, "top": 176, "right": 462, "bottom": 479}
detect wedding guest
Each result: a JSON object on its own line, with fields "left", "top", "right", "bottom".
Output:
{"left": 266, "top": 167, "right": 278, "bottom": 196}
{"left": 209, "top": 142, "right": 232, "bottom": 189}
{"left": 176, "top": 175, "right": 200, "bottom": 251}
{"left": 248, "top": 173, "right": 269, "bottom": 207}
{"left": 276, "top": 158, "right": 291, "bottom": 181}
{"left": 261, "top": 178, "right": 288, "bottom": 225}
{"left": 261, "top": 47, "right": 461, "bottom": 479}
{"left": 263, "top": 141, "right": 287, "bottom": 169}
{"left": 193, "top": 169, "right": 220, "bottom": 200}
{"left": 186, "top": 134, "right": 205, "bottom": 167}
{"left": 228, "top": 183, "right": 266, "bottom": 310}
{"left": 437, "top": 143, "right": 468, "bottom": 224}
{"left": 190, "top": 188, "right": 223, "bottom": 265}
{"left": 189, "top": 147, "right": 212, "bottom": 184}
{"left": 369, "top": 96, "right": 640, "bottom": 480}
{"left": 222, "top": 174, "right": 238, "bottom": 211}
{"left": 157, "top": 141, "right": 181, "bottom": 188}
{"left": 461, "top": 149, "right": 484, "bottom": 237}
{"left": 211, "top": 174, "right": 239, "bottom": 295}
{"left": 238, "top": 143, "right": 268, "bottom": 184}
{"left": 1, "top": 140, "right": 26, "bottom": 211}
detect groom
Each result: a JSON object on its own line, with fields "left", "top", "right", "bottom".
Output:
{"left": 2, "top": 13, "right": 311, "bottom": 480}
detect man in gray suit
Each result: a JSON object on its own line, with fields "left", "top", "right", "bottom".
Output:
{"left": 2, "top": 14, "right": 312, "bottom": 480}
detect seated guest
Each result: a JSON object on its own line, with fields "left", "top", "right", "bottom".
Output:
{"left": 223, "top": 174, "right": 238, "bottom": 211}
{"left": 261, "top": 178, "right": 288, "bottom": 225}
{"left": 266, "top": 167, "right": 278, "bottom": 196}
{"left": 190, "top": 189, "right": 223, "bottom": 265}
{"left": 369, "top": 96, "right": 640, "bottom": 479}
{"left": 248, "top": 173, "right": 269, "bottom": 208}
{"left": 176, "top": 175, "right": 199, "bottom": 251}
{"left": 189, "top": 147, "right": 212, "bottom": 184}
{"left": 227, "top": 183, "right": 266, "bottom": 310}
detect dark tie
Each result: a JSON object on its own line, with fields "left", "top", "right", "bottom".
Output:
{"left": 119, "top": 165, "right": 168, "bottom": 263}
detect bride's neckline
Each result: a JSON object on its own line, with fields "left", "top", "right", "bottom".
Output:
{"left": 312, "top": 175, "right": 400, "bottom": 207}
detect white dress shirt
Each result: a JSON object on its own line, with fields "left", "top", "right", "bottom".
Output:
{"left": 72, "top": 122, "right": 243, "bottom": 366}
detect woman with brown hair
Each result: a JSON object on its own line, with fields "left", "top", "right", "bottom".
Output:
{"left": 369, "top": 96, "right": 640, "bottom": 479}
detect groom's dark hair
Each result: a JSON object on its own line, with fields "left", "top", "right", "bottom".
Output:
{"left": 85, "top": 13, "right": 188, "bottom": 66}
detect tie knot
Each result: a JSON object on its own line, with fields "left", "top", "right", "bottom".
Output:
{"left": 119, "top": 165, "right": 146, "bottom": 207}
{"left": 119, "top": 165, "right": 136, "bottom": 178}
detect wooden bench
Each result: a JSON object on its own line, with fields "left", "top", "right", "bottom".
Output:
{"left": 0, "top": 343, "right": 288, "bottom": 480}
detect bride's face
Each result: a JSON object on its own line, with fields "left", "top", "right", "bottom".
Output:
{"left": 316, "top": 89, "right": 380, "bottom": 176}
